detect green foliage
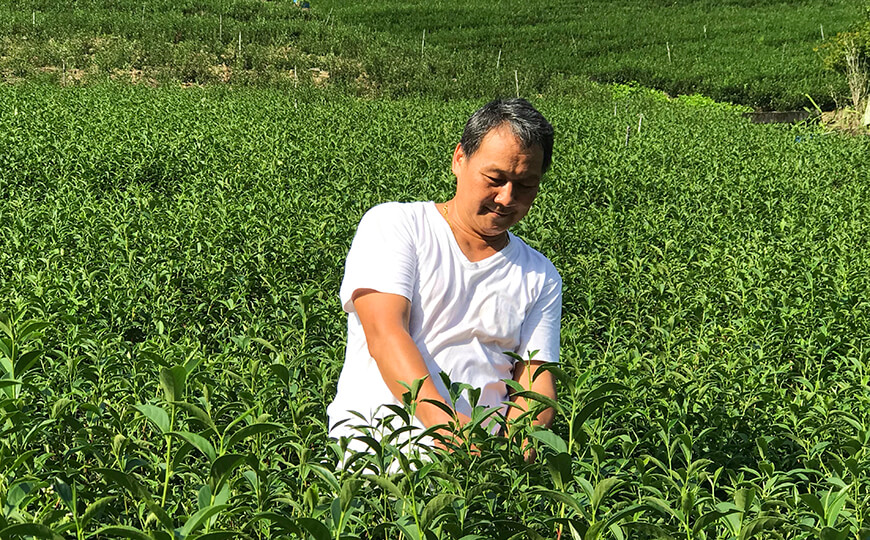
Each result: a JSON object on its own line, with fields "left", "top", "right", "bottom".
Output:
{"left": 817, "top": 2, "right": 870, "bottom": 118}
{"left": 0, "top": 0, "right": 369, "bottom": 88}
{"left": 317, "top": 0, "right": 861, "bottom": 109}
{"left": 818, "top": 20, "right": 870, "bottom": 76}
{"left": 1, "top": 83, "right": 870, "bottom": 537}
{"left": 0, "top": 0, "right": 863, "bottom": 108}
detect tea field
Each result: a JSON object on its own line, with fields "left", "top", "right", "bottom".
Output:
{"left": 2, "top": 82, "right": 870, "bottom": 538}
{"left": 0, "top": 0, "right": 862, "bottom": 108}
{"left": 3, "top": 0, "right": 870, "bottom": 537}
{"left": 316, "top": 0, "right": 862, "bottom": 109}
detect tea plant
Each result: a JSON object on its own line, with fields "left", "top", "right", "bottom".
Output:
{"left": 0, "top": 0, "right": 863, "bottom": 108}
{"left": 1, "top": 84, "right": 870, "bottom": 538}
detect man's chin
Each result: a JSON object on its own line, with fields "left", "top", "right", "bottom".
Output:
{"left": 481, "top": 222, "right": 513, "bottom": 238}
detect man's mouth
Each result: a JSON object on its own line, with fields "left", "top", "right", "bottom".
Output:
{"left": 487, "top": 207, "right": 512, "bottom": 217}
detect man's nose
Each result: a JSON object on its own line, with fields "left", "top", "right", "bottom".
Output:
{"left": 494, "top": 182, "right": 513, "bottom": 206}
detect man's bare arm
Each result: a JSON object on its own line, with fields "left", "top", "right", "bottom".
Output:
{"left": 352, "top": 288, "right": 472, "bottom": 429}
{"left": 506, "top": 360, "right": 557, "bottom": 428}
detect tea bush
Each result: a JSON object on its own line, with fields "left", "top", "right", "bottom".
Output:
{"left": 0, "top": 0, "right": 864, "bottom": 108}
{"left": 316, "top": 0, "right": 862, "bottom": 109}
{"left": 2, "top": 83, "right": 870, "bottom": 538}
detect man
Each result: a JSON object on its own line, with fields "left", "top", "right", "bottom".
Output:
{"left": 327, "top": 98, "right": 561, "bottom": 457}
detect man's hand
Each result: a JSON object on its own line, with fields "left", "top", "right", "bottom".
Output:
{"left": 352, "top": 289, "right": 472, "bottom": 434}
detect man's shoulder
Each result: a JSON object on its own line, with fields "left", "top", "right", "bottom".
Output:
{"left": 507, "top": 234, "right": 562, "bottom": 283}
{"left": 362, "top": 201, "right": 430, "bottom": 225}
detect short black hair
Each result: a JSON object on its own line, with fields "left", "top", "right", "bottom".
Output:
{"left": 460, "top": 98, "right": 554, "bottom": 174}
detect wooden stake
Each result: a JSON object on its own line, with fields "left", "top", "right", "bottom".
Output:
{"left": 514, "top": 70, "right": 519, "bottom": 97}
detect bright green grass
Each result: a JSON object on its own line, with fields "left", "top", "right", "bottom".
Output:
{"left": 0, "top": 0, "right": 369, "bottom": 87}
{"left": 316, "top": 0, "right": 862, "bottom": 109}
{"left": 0, "top": 0, "right": 863, "bottom": 108}
{"left": 2, "top": 83, "right": 870, "bottom": 537}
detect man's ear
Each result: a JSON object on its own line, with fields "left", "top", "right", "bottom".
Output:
{"left": 451, "top": 142, "right": 465, "bottom": 177}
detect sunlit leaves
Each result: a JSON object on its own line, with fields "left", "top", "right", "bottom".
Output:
{"left": 1, "top": 83, "right": 870, "bottom": 540}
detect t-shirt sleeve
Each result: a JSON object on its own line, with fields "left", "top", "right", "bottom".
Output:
{"left": 516, "top": 271, "right": 562, "bottom": 363}
{"left": 339, "top": 204, "right": 417, "bottom": 314}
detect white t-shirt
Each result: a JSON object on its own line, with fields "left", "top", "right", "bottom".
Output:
{"left": 327, "top": 201, "right": 562, "bottom": 450}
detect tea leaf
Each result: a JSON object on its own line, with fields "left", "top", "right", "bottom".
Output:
{"left": 0, "top": 523, "right": 64, "bottom": 540}
{"left": 171, "top": 431, "right": 217, "bottom": 462}
{"left": 159, "top": 365, "right": 187, "bottom": 403}
{"left": 738, "top": 517, "right": 787, "bottom": 540}
{"left": 134, "top": 404, "right": 171, "bottom": 434}
{"left": 179, "top": 504, "right": 230, "bottom": 537}
{"left": 225, "top": 422, "right": 283, "bottom": 448}
{"left": 91, "top": 525, "right": 153, "bottom": 540}
{"left": 81, "top": 496, "right": 115, "bottom": 529}
{"left": 297, "top": 517, "right": 331, "bottom": 540}
{"left": 529, "top": 430, "right": 568, "bottom": 454}
{"left": 421, "top": 493, "right": 462, "bottom": 528}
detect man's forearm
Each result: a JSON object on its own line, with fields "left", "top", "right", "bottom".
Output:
{"left": 368, "top": 330, "right": 471, "bottom": 429}
{"left": 506, "top": 360, "right": 556, "bottom": 429}
{"left": 353, "top": 290, "right": 471, "bottom": 430}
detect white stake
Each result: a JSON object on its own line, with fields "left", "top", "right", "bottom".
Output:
{"left": 32, "top": 11, "right": 35, "bottom": 26}
{"left": 703, "top": 25, "right": 706, "bottom": 38}
{"left": 496, "top": 49, "right": 501, "bottom": 70}
{"left": 219, "top": 14, "right": 222, "bottom": 41}
{"left": 820, "top": 25, "right": 824, "bottom": 41}
{"left": 514, "top": 70, "right": 519, "bottom": 97}
{"left": 294, "top": 65, "right": 298, "bottom": 88}
{"left": 421, "top": 29, "right": 425, "bottom": 58}
{"left": 238, "top": 31, "right": 241, "bottom": 58}
{"left": 637, "top": 113, "right": 644, "bottom": 134}
{"left": 667, "top": 42, "right": 672, "bottom": 63}
{"left": 625, "top": 125, "right": 631, "bottom": 146}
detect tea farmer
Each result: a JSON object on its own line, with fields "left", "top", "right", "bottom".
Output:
{"left": 327, "top": 98, "right": 561, "bottom": 458}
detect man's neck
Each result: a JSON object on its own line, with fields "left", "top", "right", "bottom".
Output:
{"left": 439, "top": 201, "right": 509, "bottom": 262}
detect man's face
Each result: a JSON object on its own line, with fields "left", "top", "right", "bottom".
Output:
{"left": 451, "top": 124, "right": 544, "bottom": 239}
